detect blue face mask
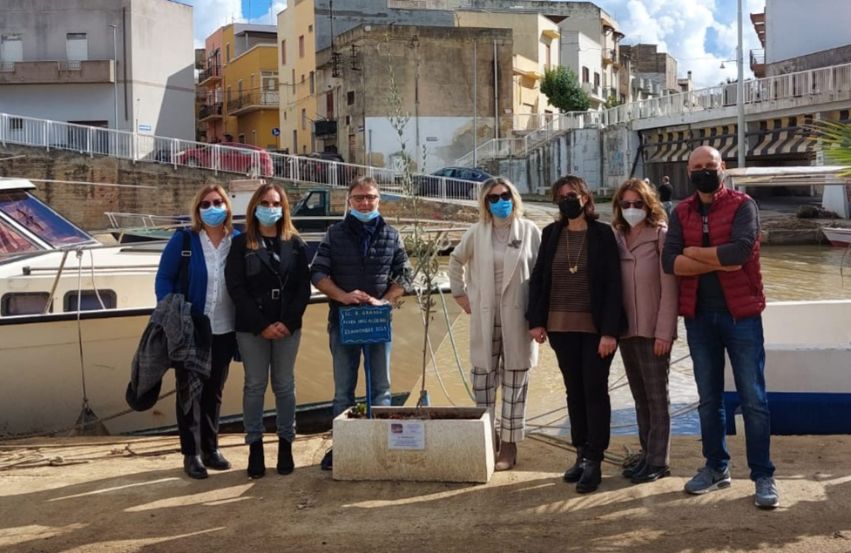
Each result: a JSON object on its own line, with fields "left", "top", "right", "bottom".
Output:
{"left": 489, "top": 199, "right": 513, "bottom": 219}
{"left": 350, "top": 208, "right": 380, "bottom": 223}
{"left": 255, "top": 206, "right": 282, "bottom": 226}
{"left": 199, "top": 205, "right": 228, "bottom": 227}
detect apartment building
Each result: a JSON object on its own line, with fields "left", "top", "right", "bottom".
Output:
{"left": 618, "top": 44, "right": 679, "bottom": 102}
{"left": 454, "top": 11, "right": 559, "bottom": 132}
{"left": 315, "top": 24, "right": 513, "bottom": 171}
{"left": 751, "top": 0, "right": 851, "bottom": 77}
{"left": 197, "top": 23, "right": 279, "bottom": 147}
{"left": 0, "top": 0, "right": 194, "bottom": 140}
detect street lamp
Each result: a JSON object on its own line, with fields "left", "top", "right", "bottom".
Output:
{"left": 109, "top": 24, "right": 119, "bottom": 130}
{"left": 736, "top": 0, "right": 745, "bottom": 168}
{"left": 718, "top": 0, "right": 747, "bottom": 169}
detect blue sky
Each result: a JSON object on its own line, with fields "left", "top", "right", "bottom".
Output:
{"left": 186, "top": 0, "right": 765, "bottom": 88}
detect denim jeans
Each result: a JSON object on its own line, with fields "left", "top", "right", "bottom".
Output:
{"left": 328, "top": 322, "right": 392, "bottom": 417}
{"left": 237, "top": 329, "right": 301, "bottom": 444}
{"left": 685, "top": 312, "right": 775, "bottom": 480}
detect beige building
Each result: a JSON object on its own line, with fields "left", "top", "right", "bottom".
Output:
{"left": 455, "top": 11, "right": 560, "bottom": 131}
{"left": 277, "top": 0, "right": 316, "bottom": 155}
{"left": 315, "top": 24, "right": 513, "bottom": 172}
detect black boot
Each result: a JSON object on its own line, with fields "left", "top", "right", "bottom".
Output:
{"left": 576, "top": 459, "right": 602, "bottom": 493}
{"left": 277, "top": 437, "right": 294, "bottom": 475}
{"left": 247, "top": 440, "right": 265, "bottom": 479}
{"left": 631, "top": 463, "right": 671, "bottom": 484}
{"left": 622, "top": 455, "right": 646, "bottom": 479}
{"left": 563, "top": 451, "right": 585, "bottom": 483}
{"left": 183, "top": 455, "right": 208, "bottom": 480}
{"left": 202, "top": 449, "right": 231, "bottom": 471}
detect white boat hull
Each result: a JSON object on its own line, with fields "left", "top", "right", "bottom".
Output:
{"left": 822, "top": 227, "right": 851, "bottom": 247}
{"left": 723, "top": 300, "right": 851, "bottom": 435}
{"left": 0, "top": 298, "right": 461, "bottom": 437}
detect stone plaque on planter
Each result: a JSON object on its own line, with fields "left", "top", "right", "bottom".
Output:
{"left": 332, "top": 406, "right": 494, "bottom": 483}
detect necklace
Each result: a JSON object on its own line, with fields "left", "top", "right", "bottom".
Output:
{"left": 565, "top": 229, "right": 586, "bottom": 274}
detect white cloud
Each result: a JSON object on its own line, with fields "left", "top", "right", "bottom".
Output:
{"left": 598, "top": 0, "right": 766, "bottom": 88}
{"left": 185, "top": 0, "right": 245, "bottom": 48}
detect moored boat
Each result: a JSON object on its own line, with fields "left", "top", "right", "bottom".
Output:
{"left": 723, "top": 300, "right": 851, "bottom": 435}
{"left": 0, "top": 178, "right": 463, "bottom": 437}
{"left": 822, "top": 226, "right": 851, "bottom": 247}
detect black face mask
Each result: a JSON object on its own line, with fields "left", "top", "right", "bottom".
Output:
{"left": 558, "top": 197, "right": 584, "bottom": 220}
{"left": 690, "top": 169, "right": 722, "bottom": 194}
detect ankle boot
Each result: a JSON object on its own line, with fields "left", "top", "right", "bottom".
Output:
{"left": 247, "top": 440, "right": 265, "bottom": 479}
{"left": 495, "top": 442, "right": 517, "bottom": 471}
{"left": 183, "top": 454, "right": 208, "bottom": 480}
{"left": 563, "top": 452, "right": 585, "bottom": 483}
{"left": 576, "top": 459, "right": 602, "bottom": 493}
{"left": 277, "top": 437, "right": 294, "bottom": 475}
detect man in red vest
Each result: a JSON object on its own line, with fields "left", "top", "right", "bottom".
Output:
{"left": 662, "top": 145, "right": 778, "bottom": 509}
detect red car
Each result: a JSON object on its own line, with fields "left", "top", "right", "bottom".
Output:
{"left": 176, "top": 142, "right": 273, "bottom": 176}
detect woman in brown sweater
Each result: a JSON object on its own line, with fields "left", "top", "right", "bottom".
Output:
{"left": 527, "top": 175, "right": 624, "bottom": 493}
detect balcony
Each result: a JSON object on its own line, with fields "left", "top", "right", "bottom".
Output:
{"left": 199, "top": 102, "right": 223, "bottom": 122}
{"left": 750, "top": 49, "right": 766, "bottom": 79}
{"left": 603, "top": 48, "right": 618, "bottom": 67}
{"left": 0, "top": 59, "right": 115, "bottom": 85}
{"left": 582, "top": 82, "right": 602, "bottom": 98}
{"left": 198, "top": 65, "right": 222, "bottom": 85}
{"left": 314, "top": 119, "right": 337, "bottom": 137}
{"left": 227, "top": 89, "right": 279, "bottom": 116}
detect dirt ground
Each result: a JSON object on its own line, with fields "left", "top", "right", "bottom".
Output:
{"left": 1, "top": 434, "right": 850, "bottom": 553}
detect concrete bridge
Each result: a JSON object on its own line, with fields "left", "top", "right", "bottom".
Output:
{"left": 461, "top": 62, "right": 851, "bottom": 197}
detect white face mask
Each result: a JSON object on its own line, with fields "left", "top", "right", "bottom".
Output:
{"left": 622, "top": 207, "right": 647, "bottom": 228}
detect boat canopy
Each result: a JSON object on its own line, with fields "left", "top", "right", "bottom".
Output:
{"left": 0, "top": 179, "right": 96, "bottom": 254}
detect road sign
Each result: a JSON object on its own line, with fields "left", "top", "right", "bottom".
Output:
{"left": 272, "top": 127, "right": 280, "bottom": 136}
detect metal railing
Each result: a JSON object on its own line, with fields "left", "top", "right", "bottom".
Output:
{"left": 198, "top": 102, "right": 223, "bottom": 120}
{"left": 0, "top": 112, "right": 482, "bottom": 201}
{"left": 457, "top": 61, "right": 851, "bottom": 165}
{"left": 198, "top": 65, "right": 222, "bottom": 82}
{"left": 227, "top": 89, "right": 279, "bottom": 112}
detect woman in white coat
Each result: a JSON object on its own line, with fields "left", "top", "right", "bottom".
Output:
{"left": 449, "top": 176, "right": 542, "bottom": 471}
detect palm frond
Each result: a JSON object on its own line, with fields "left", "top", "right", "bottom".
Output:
{"left": 806, "top": 120, "right": 851, "bottom": 176}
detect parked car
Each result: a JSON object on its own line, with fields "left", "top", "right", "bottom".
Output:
{"left": 175, "top": 142, "right": 273, "bottom": 176}
{"left": 414, "top": 167, "right": 492, "bottom": 199}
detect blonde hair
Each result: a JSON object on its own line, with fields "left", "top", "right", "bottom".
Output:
{"left": 611, "top": 178, "right": 668, "bottom": 233}
{"left": 477, "top": 176, "right": 524, "bottom": 223}
{"left": 189, "top": 184, "right": 233, "bottom": 233}
{"left": 244, "top": 183, "right": 298, "bottom": 250}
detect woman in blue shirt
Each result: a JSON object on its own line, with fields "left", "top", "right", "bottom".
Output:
{"left": 155, "top": 184, "right": 238, "bottom": 480}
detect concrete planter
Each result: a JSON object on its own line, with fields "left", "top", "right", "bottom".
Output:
{"left": 332, "top": 406, "right": 494, "bottom": 483}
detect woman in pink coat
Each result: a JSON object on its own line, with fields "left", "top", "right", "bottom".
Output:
{"left": 612, "top": 178, "right": 679, "bottom": 484}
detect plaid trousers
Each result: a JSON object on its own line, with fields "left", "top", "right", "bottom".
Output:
{"left": 471, "top": 305, "right": 530, "bottom": 443}
{"left": 620, "top": 337, "right": 671, "bottom": 466}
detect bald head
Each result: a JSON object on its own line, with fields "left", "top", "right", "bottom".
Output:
{"left": 688, "top": 145, "right": 724, "bottom": 172}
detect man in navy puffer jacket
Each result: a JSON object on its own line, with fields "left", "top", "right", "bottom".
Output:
{"left": 311, "top": 176, "right": 412, "bottom": 471}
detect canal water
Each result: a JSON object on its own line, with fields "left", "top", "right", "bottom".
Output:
{"left": 415, "top": 245, "right": 851, "bottom": 440}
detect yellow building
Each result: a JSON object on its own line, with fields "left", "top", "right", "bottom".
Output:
{"left": 277, "top": 0, "right": 317, "bottom": 155}
{"left": 207, "top": 23, "right": 279, "bottom": 148}
{"left": 455, "top": 11, "right": 560, "bottom": 132}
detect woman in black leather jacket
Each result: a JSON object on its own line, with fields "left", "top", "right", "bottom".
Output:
{"left": 225, "top": 183, "right": 310, "bottom": 479}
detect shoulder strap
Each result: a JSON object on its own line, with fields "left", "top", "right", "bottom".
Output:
{"left": 177, "top": 230, "right": 192, "bottom": 297}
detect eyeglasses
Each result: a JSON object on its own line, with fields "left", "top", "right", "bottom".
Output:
{"left": 619, "top": 200, "right": 645, "bottom": 209}
{"left": 199, "top": 199, "right": 224, "bottom": 209}
{"left": 557, "top": 193, "right": 580, "bottom": 202}
{"left": 350, "top": 194, "right": 379, "bottom": 202}
{"left": 260, "top": 200, "right": 282, "bottom": 208}
{"left": 486, "top": 192, "right": 512, "bottom": 203}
